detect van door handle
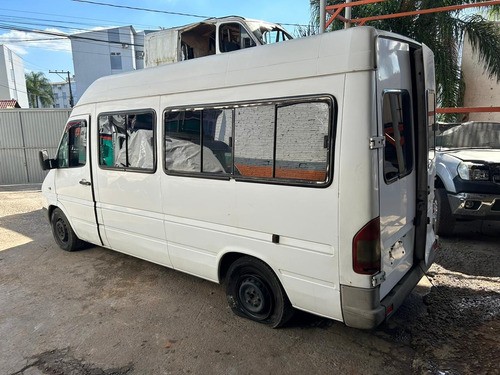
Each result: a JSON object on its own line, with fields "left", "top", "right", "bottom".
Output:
{"left": 79, "top": 179, "right": 91, "bottom": 186}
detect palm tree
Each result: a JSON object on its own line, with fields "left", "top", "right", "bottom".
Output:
{"left": 310, "top": 1, "right": 500, "bottom": 121}
{"left": 25, "top": 71, "right": 54, "bottom": 108}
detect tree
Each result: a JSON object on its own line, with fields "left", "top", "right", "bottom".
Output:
{"left": 310, "top": 1, "right": 500, "bottom": 121}
{"left": 25, "top": 71, "right": 54, "bottom": 108}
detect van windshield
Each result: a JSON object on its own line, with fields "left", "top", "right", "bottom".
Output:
{"left": 245, "top": 21, "right": 292, "bottom": 44}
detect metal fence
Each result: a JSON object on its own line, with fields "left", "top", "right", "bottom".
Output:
{"left": 0, "top": 109, "right": 71, "bottom": 185}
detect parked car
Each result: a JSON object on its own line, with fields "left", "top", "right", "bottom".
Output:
{"left": 433, "top": 121, "right": 500, "bottom": 235}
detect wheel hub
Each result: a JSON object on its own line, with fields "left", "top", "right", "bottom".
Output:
{"left": 55, "top": 219, "right": 68, "bottom": 242}
{"left": 238, "top": 276, "right": 272, "bottom": 319}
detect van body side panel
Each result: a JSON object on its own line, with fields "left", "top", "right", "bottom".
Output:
{"left": 337, "top": 70, "right": 378, "bottom": 288}
{"left": 160, "top": 75, "right": 345, "bottom": 320}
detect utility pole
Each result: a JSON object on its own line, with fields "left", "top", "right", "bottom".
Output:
{"left": 49, "top": 70, "right": 74, "bottom": 107}
{"left": 345, "top": 0, "right": 352, "bottom": 29}
{"left": 320, "top": 0, "right": 326, "bottom": 33}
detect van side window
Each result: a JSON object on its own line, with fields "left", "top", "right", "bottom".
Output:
{"left": 165, "top": 109, "right": 233, "bottom": 174}
{"left": 56, "top": 120, "right": 87, "bottom": 168}
{"left": 98, "top": 111, "right": 155, "bottom": 171}
{"left": 234, "top": 105, "right": 274, "bottom": 178}
{"left": 164, "top": 97, "right": 333, "bottom": 186}
{"left": 382, "top": 91, "right": 413, "bottom": 182}
{"left": 276, "top": 102, "right": 329, "bottom": 181}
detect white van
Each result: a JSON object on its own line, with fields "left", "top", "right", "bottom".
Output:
{"left": 39, "top": 26, "right": 438, "bottom": 329}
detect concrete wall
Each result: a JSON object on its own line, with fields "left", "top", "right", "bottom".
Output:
{"left": 461, "top": 24, "right": 500, "bottom": 122}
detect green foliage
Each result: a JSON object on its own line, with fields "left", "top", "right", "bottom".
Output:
{"left": 309, "top": 0, "right": 500, "bottom": 122}
{"left": 25, "top": 71, "right": 54, "bottom": 108}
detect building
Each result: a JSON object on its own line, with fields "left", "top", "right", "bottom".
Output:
{"left": 70, "top": 26, "right": 144, "bottom": 100}
{"left": 0, "top": 45, "right": 29, "bottom": 108}
{"left": 51, "top": 79, "right": 76, "bottom": 108}
{"left": 461, "top": 22, "right": 500, "bottom": 122}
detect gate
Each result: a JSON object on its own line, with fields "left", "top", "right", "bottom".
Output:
{"left": 0, "top": 109, "right": 71, "bottom": 185}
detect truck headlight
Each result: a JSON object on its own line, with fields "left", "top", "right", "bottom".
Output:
{"left": 457, "top": 162, "right": 490, "bottom": 181}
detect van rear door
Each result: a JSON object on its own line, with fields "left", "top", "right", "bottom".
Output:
{"left": 376, "top": 37, "right": 416, "bottom": 299}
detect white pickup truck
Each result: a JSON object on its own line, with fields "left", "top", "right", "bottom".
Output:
{"left": 433, "top": 122, "right": 500, "bottom": 235}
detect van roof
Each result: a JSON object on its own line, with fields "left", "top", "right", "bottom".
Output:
{"left": 77, "top": 27, "right": 419, "bottom": 106}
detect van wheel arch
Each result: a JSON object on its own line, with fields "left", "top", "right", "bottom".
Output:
{"left": 50, "top": 207, "right": 86, "bottom": 251}
{"left": 434, "top": 176, "right": 445, "bottom": 189}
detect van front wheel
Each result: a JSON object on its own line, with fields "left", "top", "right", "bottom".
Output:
{"left": 226, "top": 256, "right": 293, "bottom": 328}
{"left": 51, "top": 208, "right": 85, "bottom": 251}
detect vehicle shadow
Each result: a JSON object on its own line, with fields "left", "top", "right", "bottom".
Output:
{"left": 378, "top": 283, "right": 500, "bottom": 374}
{"left": 435, "top": 220, "right": 500, "bottom": 278}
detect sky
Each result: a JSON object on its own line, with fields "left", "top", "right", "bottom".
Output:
{"left": 0, "top": 0, "right": 313, "bottom": 82}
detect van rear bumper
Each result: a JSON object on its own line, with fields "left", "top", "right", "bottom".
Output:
{"left": 341, "top": 263, "right": 426, "bottom": 329}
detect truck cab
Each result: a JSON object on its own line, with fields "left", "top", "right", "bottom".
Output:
{"left": 144, "top": 16, "right": 292, "bottom": 67}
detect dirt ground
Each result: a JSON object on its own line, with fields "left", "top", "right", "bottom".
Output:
{"left": 0, "top": 186, "right": 498, "bottom": 375}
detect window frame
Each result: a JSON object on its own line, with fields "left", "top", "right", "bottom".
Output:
{"left": 163, "top": 95, "right": 336, "bottom": 188}
{"left": 56, "top": 119, "right": 88, "bottom": 169}
{"left": 218, "top": 22, "right": 256, "bottom": 53}
{"left": 381, "top": 89, "right": 414, "bottom": 184}
{"left": 97, "top": 108, "right": 157, "bottom": 174}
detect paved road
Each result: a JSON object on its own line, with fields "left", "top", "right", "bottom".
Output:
{"left": 1, "top": 187, "right": 498, "bottom": 374}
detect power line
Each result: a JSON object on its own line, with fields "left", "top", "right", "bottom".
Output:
{"left": 72, "top": 0, "right": 211, "bottom": 19}
{"left": 0, "top": 7, "right": 163, "bottom": 30}
{"left": 71, "top": 0, "right": 308, "bottom": 27}
{"left": 0, "top": 23, "right": 144, "bottom": 47}
{"left": 0, "top": 16, "right": 138, "bottom": 40}
{"left": 0, "top": 37, "right": 67, "bottom": 44}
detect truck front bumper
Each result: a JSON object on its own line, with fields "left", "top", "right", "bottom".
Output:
{"left": 448, "top": 192, "right": 500, "bottom": 220}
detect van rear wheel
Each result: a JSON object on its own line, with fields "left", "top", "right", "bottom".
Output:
{"left": 51, "top": 208, "right": 85, "bottom": 252}
{"left": 226, "top": 256, "right": 293, "bottom": 328}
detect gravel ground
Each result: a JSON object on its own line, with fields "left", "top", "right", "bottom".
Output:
{"left": 0, "top": 186, "right": 498, "bottom": 375}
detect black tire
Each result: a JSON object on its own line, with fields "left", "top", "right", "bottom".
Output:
{"left": 435, "top": 188, "right": 455, "bottom": 236}
{"left": 51, "top": 208, "right": 85, "bottom": 251}
{"left": 226, "top": 256, "right": 294, "bottom": 328}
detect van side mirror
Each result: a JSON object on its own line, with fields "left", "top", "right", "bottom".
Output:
{"left": 39, "top": 150, "right": 57, "bottom": 170}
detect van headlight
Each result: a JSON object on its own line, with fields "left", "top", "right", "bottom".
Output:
{"left": 457, "top": 162, "right": 490, "bottom": 181}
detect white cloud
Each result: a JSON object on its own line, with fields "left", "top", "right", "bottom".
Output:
{"left": 0, "top": 28, "right": 72, "bottom": 54}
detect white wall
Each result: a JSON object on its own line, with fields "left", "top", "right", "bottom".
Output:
{"left": 462, "top": 24, "right": 500, "bottom": 122}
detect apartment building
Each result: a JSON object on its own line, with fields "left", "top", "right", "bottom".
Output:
{"left": 51, "top": 79, "right": 76, "bottom": 108}
{"left": 0, "top": 45, "right": 29, "bottom": 108}
{"left": 70, "top": 26, "right": 145, "bottom": 100}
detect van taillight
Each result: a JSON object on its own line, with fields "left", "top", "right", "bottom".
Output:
{"left": 353, "top": 217, "right": 381, "bottom": 275}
